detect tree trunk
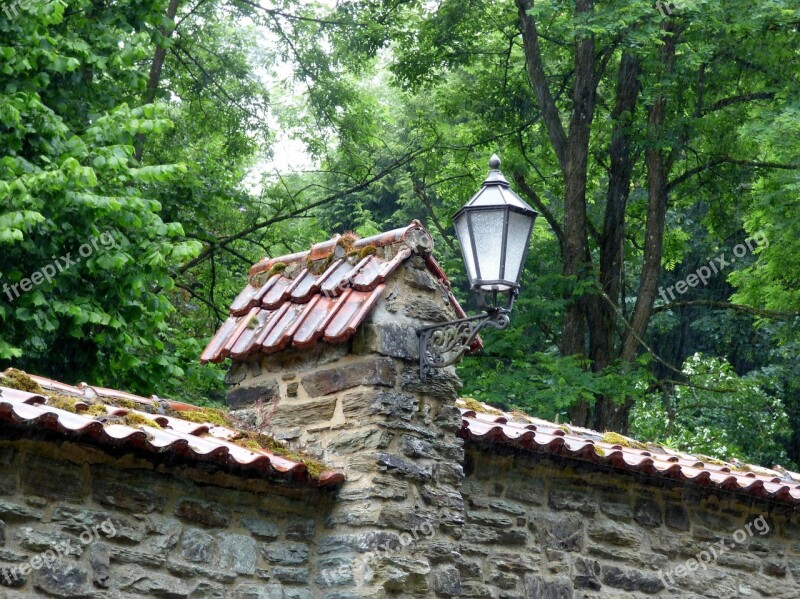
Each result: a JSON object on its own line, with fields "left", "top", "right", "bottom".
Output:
{"left": 588, "top": 51, "right": 641, "bottom": 429}
{"left": 135, "top": 0, "right": 181, "bottom": 162}
{"left": 599, "top": 23, "right": 681, "bottom": 432}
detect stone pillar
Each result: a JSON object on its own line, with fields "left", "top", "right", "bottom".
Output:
{"left": 224, "top": 255, "right": 467, "bottom": 596}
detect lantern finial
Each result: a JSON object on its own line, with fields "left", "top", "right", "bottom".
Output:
{"left": 488, "top": 154, "right": 501, "bottom": 170}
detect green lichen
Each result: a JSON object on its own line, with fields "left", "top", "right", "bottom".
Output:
{"left": 249, "top": 261, "right": 287, "bottom": 287}
{"left": 2, "top": 368, "right": 44, "bottom": 394}
{"left": 178, "top": 407, "right": 231, "bottom": 427}
{"left": 336, "top": 232, "right": 359, "bottom": 250}
{"left": 85, "top": 403, "right": 107, "bottom": 417}
{"left": 557, "top": 424, "right": 571, "bottom": 433}
{"left": 594, "top": 446, "right": 606, "bottom": 457}
{"left": 346, "top": 244, "right": 378, "bottom": 261}
{"left": 461, "top": 397, "right": 503, "bottom": 415}
{"left": 231, "top": 431, "right": 327, "bottom": 480}
{"left": 47, "top": 394, "right": 80, "bottom": 413}
{"left": 601, "top": 432, "right": 647, "bottom": 450}
{"left": 697, "top": 454, "right": 726, "bottom": 466}
{"left": 112, "top": 398, "right": 137, "bottom": 410}
{"left": 122, "top": 413, "right": 161, "bottom": 429}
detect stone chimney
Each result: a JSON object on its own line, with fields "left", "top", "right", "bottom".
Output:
{"left": 201, "top": 222, "right": 469, "bottom": 594}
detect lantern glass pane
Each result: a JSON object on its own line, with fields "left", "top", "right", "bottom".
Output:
{"left": 469, "top": 208, "right": 506, "bottom": 284}
{"left": 454, "top": 212, "right": 478, "bottom": 285}
{"left": 504, "top": 210, "right": 534, "bottom": 284}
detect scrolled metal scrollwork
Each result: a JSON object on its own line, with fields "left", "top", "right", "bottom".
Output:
{"left": 418, "top": 310, "right": 511, "bottom": 380}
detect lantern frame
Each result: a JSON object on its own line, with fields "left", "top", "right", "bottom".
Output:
{"left": 418, "top": 155, "right": 538, "bottom": 380}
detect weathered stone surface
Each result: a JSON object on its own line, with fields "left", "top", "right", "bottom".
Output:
{"left": 181, "top": 528, "right": 216, "bottom": 563}
{"left": 572, "top": 557, "right": 601, "bottom": 590}
{"left": 376, "top": 453, "right": 432, "bottom": 482}
{"left": 218, "top": 532, "right": 257, "bottom": 574}
{"left": 665, "top": 503, "right": 690, "bottom": 531}
{"left": 262, "top": 541, "right": 309, "bottom": 565}
{"left": 32, "top": 560, "right": 90, "bottom": 598}
{"left": 174, "top": 499, "right": 231, "bottom": 528}
{"left": 88, "top": 542, "right": 110, "bottom": 589}
{"left": 600, "top": 564, "right": 665, "bottom": 593}
{"left": 19, "top": 456, "right": 82, "bottom": 500}
{"left": 403, "top": 296, "right": 451, "bottom": 322}
{"left": 431, "top": 565, "right": 461, "bottom": 596}
{"left": 301, "top": 357, "right": 396, "bottom": 397}
{"left": 225, "top": 361, "right": 248, "bottom": 386}
{"left": 91, "top": 469, "right": 166, "bottom": 513}
{"left": 634, "top": 498, "right": 663, "bottom": 528}
{"left": 548, "top": 488, "right": 596, "bottom": 515}
{"left": 0, "top": 500, "right": 42, "bottom": 522}
{"left": 532, "top": 513, "right": 584, "bottom": 552}
{"left": 286, "top": 519, "right": 316, "bottom": 542}
{"left": 227, "top": 378, "right": 279, "bottom": 409}
{"left": 354, "top": 322, "right": 420, "bottom": 360}
{"left": 0, "top": 520, "right": 4, "bottom": 546}
{"left": 232, "top": 583, "right": 284, "bottom": 598}
{"left": 523, "top": 574, "right": 573, "bottom": 599}
{"left": 53, "top": 507, "right": 143, "bottom": 543}
{"left": 118, "top": 564, "right": 190, "bottom": 597}
{"left": 273, "top": 566, "right": 309, "bottom": 583}
{"left": 587, "top": 519, "right": 641, "bottom": 547}
{"left": 16, "top": 527, "right": 81, "bottom": 556}
{"left": 271, "top": 396, "right": 338, "bottom": 428}
{"left": 241, "top": 517, "right": 279, "bottom": 541}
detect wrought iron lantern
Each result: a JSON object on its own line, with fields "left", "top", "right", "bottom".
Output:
{"left": 418, "top": 155, "right": 538, "bottom": 380}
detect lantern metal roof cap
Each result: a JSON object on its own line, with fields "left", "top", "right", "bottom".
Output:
{"left": 454, "top": 155, "right": 538, "bottom": 219}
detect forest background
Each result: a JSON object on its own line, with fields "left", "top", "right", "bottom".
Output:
{"left": 1, "top": 0, "right": 799, "bottom": 468}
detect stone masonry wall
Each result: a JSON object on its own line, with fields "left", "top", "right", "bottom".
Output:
{"left": 460, "top": 444, "right": 800, "bottom": 599}
{"left": 0, "top": 436, "right": 336, "bottom": 599}
{"left": 224, "top": 256, "right": 469, "bottom": 597}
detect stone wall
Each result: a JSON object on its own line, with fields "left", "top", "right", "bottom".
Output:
{"left": 459, "top": 443, "right": 800, "bottom": 599}
{"left": 0, "top": 435, "right": 336, "bottom": 598}
{"left": 224, "top": 256, "right": 469, "bottom": 597}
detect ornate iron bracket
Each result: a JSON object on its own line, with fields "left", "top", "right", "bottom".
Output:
{"left": 418, "top": 309, "right": 511, "bottom": 381}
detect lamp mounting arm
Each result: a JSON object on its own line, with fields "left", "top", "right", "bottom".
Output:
{"left": 417, "top": 292, "right": 517, "bottom": 381}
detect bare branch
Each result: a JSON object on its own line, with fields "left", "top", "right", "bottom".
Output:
{"left": 653, "top": 300, "right": 799, "bottom": 320}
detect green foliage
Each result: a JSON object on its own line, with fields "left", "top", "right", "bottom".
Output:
{"left": 0, "top": 0, "right": 201, "bottom": 393}
{"left": 631, "top": 354, "right": 793, "bottom": 468}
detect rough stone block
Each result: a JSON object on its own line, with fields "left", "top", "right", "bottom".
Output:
{"left": 548, "top": 488, "right": 596, "bottom": 514}
{"left": 180, "top": 527, "right": 216, "bottom": 563}
{"left": 353, "top": 323, "right": 420, "bottom": 360}
{"left": 600, "top": 564, "right": 664, "bottom": 593}
{"left": 117, "top": 564, "right": 190, "bottom": 597}
{"left": 587, "top": 519, "right": 642, "bottom": 547}
{"left": 53, "top": 506, "right": 143, "bottom": 543}
{"left": 227, "top": 378, "right": 279, "bottom": 409}
{"left": 665, "top": 503, "right": 689, "bottom": 531}
{"left": 91, "top": 468, "right": 166, "bottom": 514}
{"left": 271, "top": 396, "right": 337, "bottom": 428}
{"left": 174, "top": 499, "right": 231, "bottom": 528}
{"left": 218, "top": 532, "right": 258, "bottom": 574}
{"left": 20, "top": 455, "right": 82, "bottom": 500}
{"left": 241, "top": 517, "right": 279, "bottom": 541}
{"left": 32, "top": 560, "right": 90, "bottom": 598}
{"left": 634, "top": 498, "right": 663, "bottom": 528}
{"left": 523, "top": 574, "right": 574, "bottom": 599}
{"left": 431, "top": 565, "right": 461, "bottom": 596}
{"left": 301, "top": 357, "right": 396, "bottom": 398}
{"left": 531, "top": 513, "right": 584, "bottom": 552}
{"left": 262, "top": 541, "right": 309, "bottom": 565}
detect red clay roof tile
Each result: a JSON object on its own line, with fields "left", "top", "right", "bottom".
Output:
{"left": 457, "top": 399, "right": 800, "bottom": 507}
{"left": 202, "top": 222, "right": 475, "bottom": 363}
{"left": 0, "top": 376, "right": 344, "bottom": 487}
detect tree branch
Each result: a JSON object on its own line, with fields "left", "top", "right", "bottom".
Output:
{"left": 512, "top": 171, "right": 564, "bottom": 249}
{"left": 701, "top": 91, "right": 775, "bottom": 115}
{"left": 668, "top": 157, "right": 800, "bottom": 191}
{"left": 653, "top": 300, "right": 799, "bottom": 320}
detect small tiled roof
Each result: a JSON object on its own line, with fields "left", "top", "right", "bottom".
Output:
{"left": 457, "top": 399, "right": 800, "bottom": 506}
{"left": 201, "top": 221, "right": 470, "bottom": 363}
{"left": 0, "top": 373, "right": 344, "bottom": 487}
